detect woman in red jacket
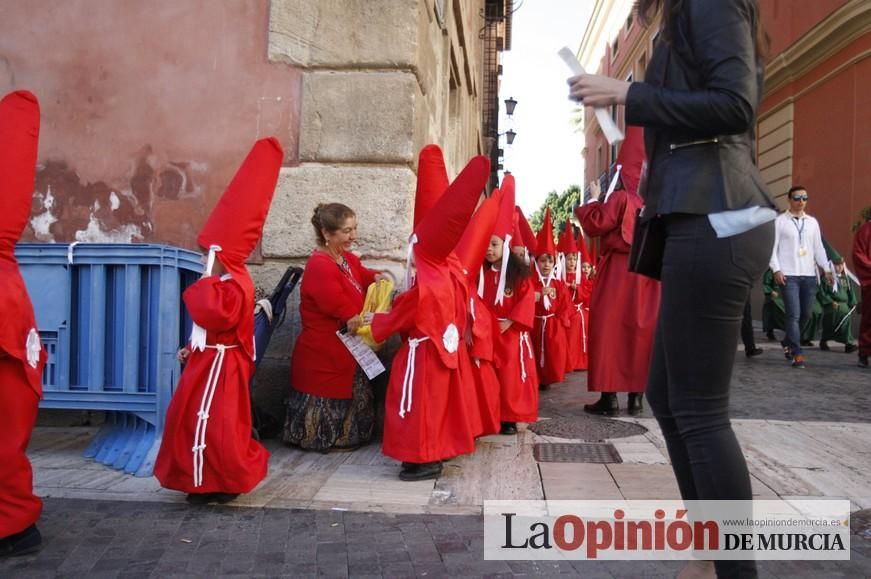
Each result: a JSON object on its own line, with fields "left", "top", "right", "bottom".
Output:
{"left": 283, "top": 203, "right": 381, "bottom": 452}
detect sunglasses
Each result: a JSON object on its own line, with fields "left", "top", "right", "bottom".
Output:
{"left": 791, "top": 195, "right": 809, "bottom": 201}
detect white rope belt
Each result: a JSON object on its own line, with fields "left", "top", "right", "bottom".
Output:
{"left": 192, "top": 343, "right": 238, "bottom": 487}
{"left": 519, "top": 331, "right": 533, "bottom": 382}
{"left": 535, "top": 314, "right": 555, "bottom": 366}
{"left": 399, "top": 336, "right": 430, "bottom": 418}
{"left": 576, "top": 304, "right": 588, "bottom": 353}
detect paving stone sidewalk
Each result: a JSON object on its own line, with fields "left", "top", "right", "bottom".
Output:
{"left": 2, "top": 498, "right": 870, "bottom": 578}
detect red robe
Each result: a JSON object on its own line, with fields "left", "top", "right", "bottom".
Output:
{"left": 291, "top": 250, "right": 377, "bottom": 399}
{"left": 0, "top": 258, "right": 46, "bottom": 539}
{"left": 564, "top": 273, "right": 592, "bottom": 371}
{"left": 853, "top": 221, "right": 871, "bottom": 356}
{"left": 372, "top": 286, "right": 476, "bottom": 463}
{"left": 154, "top": 276, "right": 268, "bottom": 494}
{"left": 481, "top": 267, "right": 538, "bottom": 423}
{"left": 575, "top": 191, "right": 660, "bottom": 393}
{"left": 467, "top": 291, "right": 501, "bottom": 436}
{"left": 531, "top": 275, "right": 572, "bottom": 385}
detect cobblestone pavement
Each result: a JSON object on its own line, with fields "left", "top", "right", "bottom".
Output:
{"left": 540, "top": 330, "right": 870, "bottom": 424}
{"left": 1, "top": 499, "right": 869, "bottom": 578}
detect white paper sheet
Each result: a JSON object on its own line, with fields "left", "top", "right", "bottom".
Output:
{"left": 559, "top": 47, "right": 625, "bottom": 145}
{"left": 336, "top": 330, "right": 387, "bottom": 380}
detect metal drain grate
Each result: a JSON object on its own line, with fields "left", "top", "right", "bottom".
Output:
{"left": 533, "top": 442, "right": 622, "bottom": 464}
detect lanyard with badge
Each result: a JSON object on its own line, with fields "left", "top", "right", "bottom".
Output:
{"left": 792, "top": 217, "right": 807, "bottom": 257}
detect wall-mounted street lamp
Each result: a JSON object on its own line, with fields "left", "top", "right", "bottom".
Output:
{"left": 504, "top": 96, "right": 518, "bottom": 117}
{"left": 503, "top": 128, "right": 516, "bottom": 145}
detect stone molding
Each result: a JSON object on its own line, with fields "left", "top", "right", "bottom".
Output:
{"left": 764, "top": 0, "right": 871, "bottom": 98}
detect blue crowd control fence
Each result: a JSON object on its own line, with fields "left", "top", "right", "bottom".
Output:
{"left": 16, "top": 243, "right": 203, "bottom": 477}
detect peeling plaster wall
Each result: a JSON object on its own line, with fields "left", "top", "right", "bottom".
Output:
{"left": 1, "top": 0, "right": 301, "bottom": 249}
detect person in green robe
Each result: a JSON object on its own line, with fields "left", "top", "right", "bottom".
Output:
{"left": 818, "top": 257, "right": 858, "bottom": 352}
{"left": 762, "top": 268, "right": 821, "bottom": 345}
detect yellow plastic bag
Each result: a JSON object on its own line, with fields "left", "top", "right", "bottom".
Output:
{"left": 356, "top": 279, "right": 394, "bottom": 350}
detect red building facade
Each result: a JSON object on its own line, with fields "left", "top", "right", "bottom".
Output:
{"left": 582, "top": 1, "right": 871, "bottom": 267}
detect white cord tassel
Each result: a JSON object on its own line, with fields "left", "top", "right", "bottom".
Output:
{"left": 534, "top": 261, "right": 555, "bottom": 310}
{"left": 519, "top": 331, "right": 532, "bottom": 382}
{"left": 477, "top": 265, "right": 485, "bottom": 298}
{"left": 575, "top": 253, "right": 581, "bottom": 287}
{"left": 26, "top": 328, "right": 41, "bottom": 368}
{"left": 404, "top": 234, "right": 418, "bottom": 290}
{"left": 537, "top": 315, "right": 553, "bottom": 366}
{"left": 495, "top": 235, "right": 512, "bottom": 305}
{"left": 603, "top": 164, "right": 622, "bottom": 203}
{"left": 399, "top": 337, "right": 429, "bottom": 418}
{"left": 578, "top": 304, "right": 587, "bottom": 353}
{"left": 191, "top": 343, "right": 237, "bottom": 487}
{"left": 190, "top": 245, "right": 222, "bottom": 352}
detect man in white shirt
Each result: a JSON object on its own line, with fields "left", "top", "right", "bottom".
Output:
{"left": 769, "top": 186, "right": 833, "bottom": 368}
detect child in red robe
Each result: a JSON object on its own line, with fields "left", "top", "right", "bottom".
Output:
{"left": 154, "top": 138, "right": 282, "bottom": 503}
{"left": 531, "top": 208, "right": 571, "bottom": 389}
{"left": 371, "top": 148, "right": 489, "bottom": 481}
{"left": 481, "top": 176, "right": 538, "bottom": 435}
{"left": 558, "top": 221, "right": 588, "bottom": 372}
{"left": 455, "top": 189, "right": 504, "bottom": 437}
{"left": 0, "top": 91, "right": 47, "bottom": 557}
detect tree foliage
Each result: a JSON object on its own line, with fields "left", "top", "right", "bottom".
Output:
{"left": 529, "top": 184, "right": 582, "bottom": 238}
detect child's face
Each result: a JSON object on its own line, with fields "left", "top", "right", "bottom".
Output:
{"left": 581, "top": 262, "right": 593, "bottom": 277}
{"left": 511, "top": 246, "right": 526, "bottom": 260}
{"left": 537, "top": 254, "right": 555, "bottom": 276}
{"left": 834, "top": 262, "right": 845, "bottom": 275}
{"left": 485, "top": 235, "right": 503, "bottom": 264}
{"left": 565, "top": 253, "right": 578, "bottom": 271}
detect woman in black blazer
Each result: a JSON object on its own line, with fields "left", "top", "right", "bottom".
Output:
{"left": 570, "top": 1, "right": 775, "bottom": 577}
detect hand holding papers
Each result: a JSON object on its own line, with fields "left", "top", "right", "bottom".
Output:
{"left": 559, "top": 47, "right": 624, "bottom": 145}
{"left": 336, "top": 329, "right": 386, "bottom": 380}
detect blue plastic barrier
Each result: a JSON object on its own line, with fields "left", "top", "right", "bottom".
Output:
{"left": 16, "top": 243, "right": 203, "bottom": 476}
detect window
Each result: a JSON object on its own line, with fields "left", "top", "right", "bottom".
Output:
{"left": 637, "top": 52, "right": 647, "bottom": 79}
{"left": 611, "top": 38, "right": 619, "bottom": 59}
{"left": 626, "top": 14, "right": 633, "bottom": 31}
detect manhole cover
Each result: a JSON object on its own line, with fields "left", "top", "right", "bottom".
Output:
{"left": 529, "top": 415, "right": 647, "bottom": 440}
{"left": 533, "top": 442, "right": 622, "bottom": 464}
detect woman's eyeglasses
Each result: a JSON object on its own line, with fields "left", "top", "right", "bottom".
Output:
{"left": 791, "top": 195, "right": 808, "bottom": 201}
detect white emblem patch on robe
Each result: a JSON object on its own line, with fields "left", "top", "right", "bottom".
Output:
{"left": 442, "top": 323, "right": 459, "bottom": 353}
{"left": 26, "top": 328, "right": 41, "bottom": 368}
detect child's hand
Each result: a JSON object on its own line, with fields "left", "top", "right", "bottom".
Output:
{"left": 177, "top": 347, "right": 191, "bottom": 364}
{"left": 534, "top": 291, "right": 542, "bottom": 303}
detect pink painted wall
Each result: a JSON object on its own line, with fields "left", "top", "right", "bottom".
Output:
{"left": 0, "top": 0, "right": 301, "bottom": 251}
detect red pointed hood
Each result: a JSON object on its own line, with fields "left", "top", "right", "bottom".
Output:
{"left": 516, "top": 207, "right": 538, "bottom": 254}
{"left": 413, "top": 155, "right": 489, "bottom": 368}
{"left": 510, "top": 211, "right": 525, "bottom": 249}
{"left": 0, "top": 91, "right": 40, "bottom": 258}
{"left": 557, "top": 219, "right": 578, "bottom": 254}
{"left": 198, "top": 138, "right": 283, "bottom": 271}
{"left": 493, "top": 175, "right": 516, "bottom": 241}
{"left": 536, "top": 208, "right": 556, "bottom": 257}
{"left": 197, "top": 137, "right": 283, "bottom": 361}
{"left": 413, "top": 145, "right": 450, "bottom": 231}
{"left": 616, "top": 125, "right": 646, "bottom": 197}
{"left": 455, "top": 188, "right": 502, "bottom": 278}
{"left": 577, "top": 231, "right": 592, "bottom": 264}
{"left": 0, "top": 90, "right": 45, "bottom": 396}
{"left": 415, "top": 156, "right": 490, "bottom": 261}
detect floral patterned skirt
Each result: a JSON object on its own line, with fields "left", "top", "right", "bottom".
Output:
{"left": 282, "top": 369, "right": 374, "bottom": 452}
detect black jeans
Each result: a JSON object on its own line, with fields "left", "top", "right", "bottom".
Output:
{"left": 646, "top": 215, "right": 774, "bottom": 579}
{"left": 741, "top": 298, "right": 756, "bottom": 351}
